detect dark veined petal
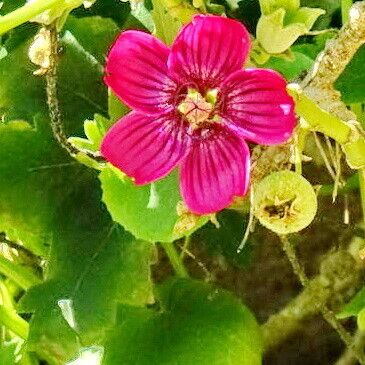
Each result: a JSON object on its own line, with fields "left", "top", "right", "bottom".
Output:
{"left": 101, "top": 112, "right": 191, "bottom": 184}
{"left": 180, "top": 125, "right": 250, "bottom": 214}
{"left": 104, "top": 31, "right": 176, "bottom": 115}
{"left": 220, "top": 69, "right": 296, "bottom": 145}
{"left": 168, "top": 15, "right": 251, "bottom": 89}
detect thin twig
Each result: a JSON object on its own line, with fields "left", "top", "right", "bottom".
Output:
{"left": 333, "top": 142, "right": 343, "bottom": 202}
{"left": 45, "top": 24, "right": 104, "bottom": 163}
{"left": 180, "top": 235, "right": 191, "bottom": 259}
{"left": 160, "top": 242, "right": 189, "bottom": 278}
{"left": 324, "top": 136, "right": 337, "bottom": 169}
{"left": 280, "top": 235, "right": 365, "bottom": 365}
{"left": 178, "top": 243, "right": 211, "bottom": 280}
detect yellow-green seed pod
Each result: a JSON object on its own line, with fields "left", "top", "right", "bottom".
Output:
{"left": 253, "top": 170, "right": 317, "bottom": 234}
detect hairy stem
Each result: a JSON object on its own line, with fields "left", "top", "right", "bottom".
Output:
{"left": 288, "top": 85, "right": 352, "bottom": 143}
{"left": 279, "top": 236, "right": 365, "bottom": 364}
{"left": 303, "top": 2, "right": 365, "bottom": 90}
{"left": 262, "top": 249, "right": 362, "bottom": 350}
{"left": 336, "top": 330, "right": 365, "bottom": 365}
{"left": 161, "top": 242, "right": 189, "bottom": 278}
{"left": 286, "top": 2, "right": 365, "bottom": 171}
{"left": 46, "top": 24, "right": 104, "bottom": 163}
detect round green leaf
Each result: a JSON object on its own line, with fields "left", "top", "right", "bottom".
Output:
{"left": 103, "top": 278, "right": 263, "bottom": 365}
{"left": 99, "top": 167, "right": 208, "bottom": 242}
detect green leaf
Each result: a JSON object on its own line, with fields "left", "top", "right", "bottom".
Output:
{"left": 0, "top": 15, "right": 116, "bottom": 133}
{"left": 0, "top": 17, "right": 155, "bottom": 364}
{"left": 152, "top": 0, "right": 197, "bottom": 28}
{"left": 62, "top": 16, "right": 120, "bottom": 64}
{"left": 103, "top": 278, "right": 263, "bottom": 365}
{"left": 337, "top": 285, "right": 365, "bottom": 331}
{"left": 0, "top": 341, "right": 17, "bottom": 365}
{"left": 69, "top": 119, "right": 103, "bottom": 153}
{"left": 99, "top": 167, "right": 209, "bottom": 243}
{"left": 0, "top": 39, "right": 46, "bottom": 124}
{"left": 152, "top": 0, "right": 182, "bottom": 45}
{"left": 293, "top": 31, "right": 337, "bottom": 60}
{"left": 256, "top": 3, "right": 325, "bottom": 54}
{"left": 337, "top": 286, "right": 365, "bottom": 319}
{"left": 263, "top": 49, "right": 314, "bottom": 80}
{"left": 131, "top": 1, "right": 155, "bottom": 32}
{"left": 0, "top": 115, "right": 154, "bottom": 364}
{"left": 192, "top": 210, "right": 254, "bottom": 267}
{"left": 259, "top": 0, "right": 299, "bottom": 15}
{"left": 0, "top": 119, "right": 63, "bottom": 255}
{"left": 0, "top": 14, "right": 120, "bottom": 251}
{"left": 301, "top": 0, "right": 340, "bottom": 29}
{"left": 287, "top": 7, "right": 325, "bottom": 29}
{"left": 0, "top": 0, "right": 26, "bottom": 15}
{"left": 108, "top": 89, "right": 130, "bottom": 126}
{"left": 71, "top": 0, "right": 131, "bottom": 28}
{"left": 257, "top": 9, "right": 307, "bottom": 54}
{"left": 335, "top": 45, "right": 365, "bottom": 104}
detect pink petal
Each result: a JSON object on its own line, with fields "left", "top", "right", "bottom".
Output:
{"left": 168, "top": 15, "right": 250, "bottom": 89}
{"left": 101, "top": 112, "right": 191, "bottom": 184}
{"left": 104, "top": 31, "right": 176, "bottom": 115}
{"left": 180, "top": 125, "right": 250, "bottom": 214}
{"left": 220, "top": 69, "right": 296, "bottom": 145}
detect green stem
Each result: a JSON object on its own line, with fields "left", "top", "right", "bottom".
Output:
{"left": 263, "top": 250, "right": 361, "bottom": 351}
{"left": 0, "top": 0, "right": 63, "bottom": 35}
{"left": 341, "top": 0, "right": 353, "bottom": 24}
{"left": 161, "top": 242, "right": 189, "bottom": 278}
{"left": 288, "top": 84, "right": 365, "bottom": 169}
{"left": 0, "top": 255, "right": 41, "bottom": 290}
{"left": 46, "top": 24, "right": 104, "bottom": 163}
{"left": 0, "top": 305, "right": 28, "bottom": 340}
{"left": 288, "top": 84, "right": 351, "bottom": 143}
{"left": 280, "top": 236, "right": 365, "bottom": 365}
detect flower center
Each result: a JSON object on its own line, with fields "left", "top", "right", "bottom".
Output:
{"left": 177, "top": 88, "right": 218, "bottom": 130}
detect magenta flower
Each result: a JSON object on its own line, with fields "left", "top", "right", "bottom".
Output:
{"left": 101, "top": 15, "right": 296, "bottom": 215}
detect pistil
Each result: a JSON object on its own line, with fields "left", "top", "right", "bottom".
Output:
{"left": 178, "top": 89, "right": 217, "bottom": 130}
